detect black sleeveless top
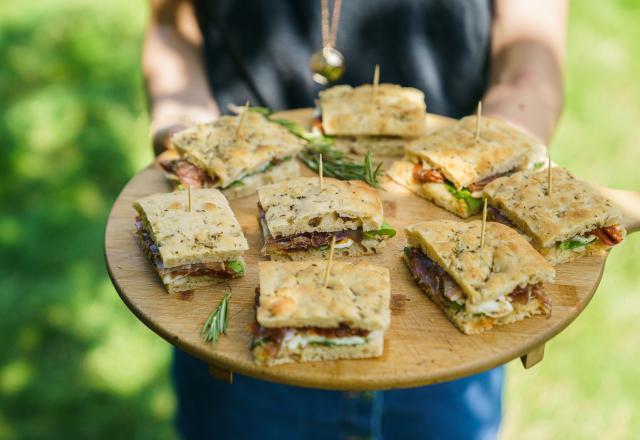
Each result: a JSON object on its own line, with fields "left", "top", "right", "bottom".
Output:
{"left": 195, "top": 0, "right": 492, "bottom": 118}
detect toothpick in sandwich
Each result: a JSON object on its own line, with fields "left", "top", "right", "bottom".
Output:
{"left": 480, "top": 197, "right": 487, "bottom": 247}
{"left": 372, "top": 64, "right": 380, "bottom": 101}
{"left": 187, "top": 184, "right": 192, "bottom": 212}
{"left": 235, "top": 101, "right": 250, "bottom": 140}
{"left": 475, "top": 101, "right": 482, "bottom": 140}
{"left": 323, "top": 236, "right": 337, "bottom": 288}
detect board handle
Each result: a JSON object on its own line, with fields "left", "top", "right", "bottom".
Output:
{"left": 520, "top": 343, "right": 545, "bottom": 369}
{"left": 597, "top": 187, "right": 640, "bottom": 234}
{"left": 208, "top": 364, "right": 233, "bottom": 384}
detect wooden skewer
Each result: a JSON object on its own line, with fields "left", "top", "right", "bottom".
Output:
{"left": 547, "top": 152, "right": 552, "bottom": 196}
{"left": 480, "top": 198, "right": 487, "bottom": 247}
{"left": 187, "top": 184, "right": 192, "bottom": 212}
{"left": 475, "top": 101, "right": 482, "bottom": 140}
{"left": 323, "top": 236, "right": 337, "bottom": 288}
{"left": 372, "top": 64, "right": 380, "bottom": 101}
{"left": 235, "top": 101, "right": 250, "bottom": 140}
{"left": 319, "top": 153, "right": 324, "bottom": 190}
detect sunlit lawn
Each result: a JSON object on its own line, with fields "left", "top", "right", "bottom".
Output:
{"left": 0, "top": 0, "right": 171, "bottom": 438}
{"left": 0, "top": 1, "right": 638, "bottom": 438}
{"left": 502, "top": 2, "right": 640, "bottom": 439}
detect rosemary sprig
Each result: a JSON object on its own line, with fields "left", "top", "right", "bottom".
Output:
{"left": 246, "top": 106, "right": 273, "bottom": 118}
{"left": 200, "top": 292, "right": 231, "bottom": 348}
{"left": 248, "top": 107, "right": 321, "bottom": 142}
{"left": 364, "top": 149, "right": 383, "bottom": 187}
{"left": 269, "top": 117, "right": 311, "bottom": 140}
{"left": 246, "top": 106, "right": 384, "bottom": 187}
{"left": 299, "top": 143, "right": 384, "bottom": 188}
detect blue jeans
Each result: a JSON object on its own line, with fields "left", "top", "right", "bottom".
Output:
{"left": 172, "top": 349, "right": 504, "bottom": 440}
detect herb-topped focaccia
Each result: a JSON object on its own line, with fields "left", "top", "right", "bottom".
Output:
{"left": 483, "top": 167, "right": 626, "bottom": 265}
{"left": 134, "top": 189, "right": 249, "bottom": 293}
{"left": 404, "top": 220, "right": 555, "bottom": 335}
{"left": 316, "top": 84, "right": 428, "bottom": 156}
{"left": 161, "top": 110, "right": 304, "bottom": 199}
{"left": 389, "top": 115, "right": 545, "bottom": 217}
{"left": 250, "top": 260, "right": 391, "bottom": 366}
{"left": 257, "top": 177, "right": 396, "bottom": 260}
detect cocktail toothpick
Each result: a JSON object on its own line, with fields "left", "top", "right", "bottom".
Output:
{"left": 187, "top": 184, "right": 192, "bottom": 212}
{"left": 323, "top": 236, "right": 337, "bottom": 288}
{"left": 475, "top": 101, "right": 482, "bottom": 140}
{"left": 372, "top": 64, "right": 380, "bottom": 101}
{"left": 235, "top": 100, "right": 250, "bottom": 140}
{"left": 319, "top": 153, "right": 324, "bottom": 190}
{"left": 547, "top": 152, "right": 552, "bottom": 196}
{"left": 480, "top": 198, "right": 487, "bottom": 247}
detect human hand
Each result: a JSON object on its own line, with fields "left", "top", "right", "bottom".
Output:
{"left": 149, "top": 100, "right": 217, "bottom": 156}
{"left": 482, "top": 71, "right": 560, "bottom": 145}
{"left": 151, "top": 123, "right": 187, "bottom": 157}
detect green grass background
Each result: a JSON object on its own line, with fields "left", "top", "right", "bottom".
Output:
{"left": 0, "top": 1, "right": 638, "bottom": 438}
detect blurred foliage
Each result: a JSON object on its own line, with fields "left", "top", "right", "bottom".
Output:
{"left": 0, "top": 0, "right": 638, "bottom": 439}
{"left": 502, "top": 2, "right": 640, "bottom": 439}
{"left": 0, "top": 0, "right": 174, "bottom": 438}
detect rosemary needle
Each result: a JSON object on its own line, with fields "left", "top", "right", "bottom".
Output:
{"left": 200, "top": 292, "right": 231, "bottom": 348}
{"left": 299, "top": 144, "right": 383, "bottom": 188}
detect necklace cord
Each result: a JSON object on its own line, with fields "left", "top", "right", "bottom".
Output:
{"left": 321, "top": 0, "right": 342, "bottom": 48}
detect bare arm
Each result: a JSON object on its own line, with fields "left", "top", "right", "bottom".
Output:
{"left": 483, "top": 0, "right": 568, "bottom": 144}
{"left": 143, "top": 0, "right": 219, "bottom": 155}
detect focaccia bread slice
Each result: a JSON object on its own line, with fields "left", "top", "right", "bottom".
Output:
{"left": 319, "top": 84, "right": 428, "bottom": 136}
{"left": 483, "top": 167, "right": 626, "bottom": 264}
{"left": 171, "top": 111, "right": 305, "bottom": 188}
{"left": 257, "top": 260, "right": 391, "bottom": 331}
{"left": 406, "top": 115, "right": 544, "bottom": 190}
{"left": 251, "top": 260, "right": 390, "bottom": 365}
{"left": 221, "top": 159, "right": 299, "bottom": 200}
{"left": 388, "top": 160, "right": 472, "bottom": 218}
{"left": 267, "top": 237, "right": 385, "bottom": 261}
{"left": 540, "top": 239, "right": 615, "bottom": 266}
{"left": 134, "top": 188, "right": 249, "bottom": 267}
{"left": 159, "top": 258, "right": 246, "bottom": 294}
{"left": 253, "top": 330, "right": 384, "bottom": 366}
{"left": 416, "top": 274, "right": 549, "bottom": 335}
{"left": 257, "top": 177, "right": 384, "bottom": 237}
{"left": 405, "top": 220, "right": 555, "bottom": 305}
{"left": 333, "top": 135, "right": 415, "bottom": 157}
{"left": 404, "top": 221, "right": 555, "bottom": 334}
{"left": 163, "top": 155, "right": 300, "bottom": 200}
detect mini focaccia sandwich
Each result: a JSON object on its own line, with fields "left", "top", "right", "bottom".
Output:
{"left": 257, "top": 177, "right": 395, "bottom": 261}
{"left": 404, "top": 220, "right": 555, "bottom": 335}
{"left": 388, "top": 115, "right": 545, "bottom": 217}
{"left": 316, "top": 84, "right": 428, "bottom": 156}
{"left": 160, "top": 110, "right": 305, "bottom": 199}
{"left": 250, "top": 260, "right": 391, "bottom": 366}
{"left": 483, "top": 167, "right": 626, "bottom": 265}
{"left": 134, "top": 189, "right": 249, "bottom": 293}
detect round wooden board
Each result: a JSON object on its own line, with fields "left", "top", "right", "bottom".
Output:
{"left": 105, "top": 109, "right": 634, "bottom": 391}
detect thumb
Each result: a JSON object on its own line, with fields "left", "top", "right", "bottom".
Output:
{"left": 152, "top": 123, "right": 188, "bottom": 157}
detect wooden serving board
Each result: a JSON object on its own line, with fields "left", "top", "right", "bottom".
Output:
{"left": 104, "top": 109, "right": 640, "bottom": 390}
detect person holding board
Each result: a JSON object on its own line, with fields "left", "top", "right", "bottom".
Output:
{"left": 143, "top": 1, "right": 567, "bottom": 438}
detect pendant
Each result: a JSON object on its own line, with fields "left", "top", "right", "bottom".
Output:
{"left": 309, "top": 47, "right": 345, "bottom": 85}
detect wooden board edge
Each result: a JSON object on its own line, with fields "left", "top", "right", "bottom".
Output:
{"left": 102, "top": 110, "right": 614, "bottom": 390}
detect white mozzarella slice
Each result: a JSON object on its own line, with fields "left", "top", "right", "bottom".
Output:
{"left": 465, "top": 296, "right": 514, "bottom": 318}
{"left": 282, "top": 330, "right": 381, "bottom": 350}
